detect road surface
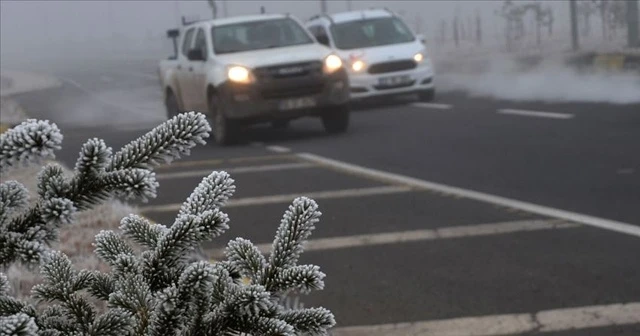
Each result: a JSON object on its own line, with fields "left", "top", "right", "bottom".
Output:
{"left": 10, "top": 59, "right": 640, "bottom": 335}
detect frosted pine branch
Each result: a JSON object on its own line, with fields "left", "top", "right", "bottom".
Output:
{"left": 0, "top": 119, "right": 63, "bottom": 174}
{"left": 1, "top": 112, "right": 211, "bottom": 267}
{"left": 108, "top": 111, "right": 211, "bottom": 171}
{"left": 1, "top": 114, "right": 335, "bottom": 336}
{"left": 0, "top": 313, "right": 38, "bottom": 335}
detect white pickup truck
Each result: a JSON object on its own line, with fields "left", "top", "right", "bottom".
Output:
{"left": 158, "top": 14, "right": 351, "bottom": 145}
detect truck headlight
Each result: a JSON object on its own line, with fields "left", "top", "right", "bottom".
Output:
{"left": 227, "top": 66, "right": 253, "bottom": 83}
{"left": 324, "top": 54, "right": 343, "bottom": 74}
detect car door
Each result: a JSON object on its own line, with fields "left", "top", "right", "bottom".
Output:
{"left": 177, "top": 27, "right": 196, "bottom": 111}
{"left": 188, "top": 27, "right": 210, "bottom": 113}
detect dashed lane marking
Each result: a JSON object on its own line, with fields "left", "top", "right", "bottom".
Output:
{"left": 156, "top": 162, "right": 315, "bottom": 180}
{"left": 497, "top": 108, "right": 574, "bottom": 120}
{"left": 155, "top": 154, "right": 297, "bottom": 170}
{"left": 266, "top": 145, "right": 292, "bottom": 153}
{"left": 411, "top": 102, "right": 453, "bottom": 110}
{"left": 330, "top": 302, "right": 640, "bottom": 336}
{"left": 138, "top": 185, "right": 412, "bottom": 214}
{"left": 298, "top": 153, "right": 640, "bottom": 238}
{"left": 207, "top": 219, "right": 578, "bottom": 258}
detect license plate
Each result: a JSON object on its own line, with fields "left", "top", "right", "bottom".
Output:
{"left": 378, "top": 75, "right": 412, "bottom": 86}
{"left": 278, "top": 97, "right": 317, "bottom": 110}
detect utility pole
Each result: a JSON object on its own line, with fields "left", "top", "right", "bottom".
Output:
{"left": 222, "top": 0, "right": 228, "bottom": 17}
{"left": 320, "top": 0, "right": 327, "bottom": 14}
{"left": 570, "top": 0, "right": 580, "bottom": 51}
{"left": 346, "top": 0, "right": 352, "bottom": 11}
{"left": 627, "top": 0, "right": 640, "bottom": 47}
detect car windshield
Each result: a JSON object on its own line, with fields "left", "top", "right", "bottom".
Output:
{"left": 212, "top": 18, "right": 314, "bottom": 54}
{"left": 330, "top": 16, "right": 416, "bottom": 50}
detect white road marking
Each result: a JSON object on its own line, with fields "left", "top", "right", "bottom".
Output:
{"left": 266, "top": 145, "right": 291, "bottom": 153}
{"left": 156, "top": 162, "right": 314, "bottom": 180}
{"left": 139, "top": 185, "right": 411, "bottom": 213}
{"left": 298, "top": 153, "right": 640, "bottom": 238}
{"left": 330, "top": 302, "right": 640, "bottom": 336}
{"left": 411, "top": 102, "right": 453, "bottom": 110}
{"left": 208, "top": 219, "right": 577, "bottom": 258}
{"left": 497, "top": 108, "right": 574, "bottom": 119}
{"left": 155, "top": 154, "right": 296, "bottom": 170}
{"left": 99, "top": 75, "right": 113, "bottom": 83}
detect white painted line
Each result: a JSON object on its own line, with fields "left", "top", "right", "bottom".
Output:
{"left": 330, "top": 302, "right": 640, "bottom": 336}
{"left": 155, "top": 154, "right": 296, "bottom": 170}
{"left": 298, "top": 153, "right": 640, "bottom": 238}
{"left": 208, "top": 219, "right": 577, "bottom": 258}
{"left": 139, "top": 185, "right": 411, "bottom": 213}
{"left": 156, "top": 162, "right": 314, "bottom": 180}
{"left": 266, "top": 145, "right": 291, "bottom": 153}
{"left": 411, "top": 102, "right": 453, "bottom": 110}
{"left": 497, "top": 108, "right": 574, "bottom": 119}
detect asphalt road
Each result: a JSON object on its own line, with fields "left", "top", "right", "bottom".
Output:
{"left": 10, "top": 59, "right": 640, "bottom": 335}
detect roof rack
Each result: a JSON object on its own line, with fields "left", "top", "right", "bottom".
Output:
{"left": 181, "top": 15, "right": 202, "bottom": 26}
{"left": 307, "top": 13, "right": 333, "bottom": 24}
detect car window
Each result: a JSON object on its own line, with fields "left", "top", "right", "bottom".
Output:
{"left": 193, "top": 28, "right": 207, "bottom": 59}
{"left": 211, "top": 18, "right": 314, "bottom": 54}
{"left": 181, "top": 28, "right": 195, "bottom": 57}
{"left": 330, "top": 16, "right": 415, "bottom": 50}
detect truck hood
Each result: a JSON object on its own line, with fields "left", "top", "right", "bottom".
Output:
{"left": 335, "top": 41, "right": 426, "bottom": 66}
{"left": 216, "top": 44, "right": 333, "bottom": 68}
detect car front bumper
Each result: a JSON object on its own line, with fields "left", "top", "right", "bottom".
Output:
{"left": 218, "top": 69, "right": 350, "bottom": 122}
{"left": 348, "top": 65, "right": 435, "bottom": 100}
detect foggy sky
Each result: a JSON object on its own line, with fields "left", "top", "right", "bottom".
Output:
{"left": 1, "top": 0, "right": 571, "bottom": 67}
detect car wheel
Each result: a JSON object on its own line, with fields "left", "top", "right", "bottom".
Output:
{"left": 419, "top": 89, "right": 435, "bottom": 102}
{"left": 209, "top": 92, "right": 240, "bottom": 145}
{"left": 321, "top": 104, "right": 350, "bottom": 134}
{"left": 271, "top": 120, "right": 290, "bottom": 129}
{"left": 165, "top": 91, "right": 180, "bottom": 119}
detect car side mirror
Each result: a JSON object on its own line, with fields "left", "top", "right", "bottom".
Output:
{"left": 187, "top": 48, "right": 205, "bottom": 61}
{"left": 315, "top": 34, "right": 330, "bottom": 46}
{"left": 416, "top": 34, "right": 427, "bottom": 45}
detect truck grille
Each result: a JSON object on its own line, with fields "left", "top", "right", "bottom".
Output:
{"left": 254, "top": 61, "right": 323, "bottom": 80}
{"left": 368, "top": 60, "right": 417, "bottom": 74}
{"left": 260, "top": 83, "right": 325, "bottom": 99}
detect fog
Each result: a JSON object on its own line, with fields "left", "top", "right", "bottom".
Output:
{"left": 1, "top": 0, "right": 637, "bottom": 105}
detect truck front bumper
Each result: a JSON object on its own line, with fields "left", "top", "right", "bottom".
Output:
{"left": 217, "top": 69, "right": 350, "bottom": 122}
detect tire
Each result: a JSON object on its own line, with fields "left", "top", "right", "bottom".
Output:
{"left": 165, "top": 91, "right": 180, "bottom": 119}
{"left": 209, "top": 92, "right": 241, "bottom": 145}
{"left": 271, "top": 120, "right": 290, "bottom": 129}
{"left": 321, "top": 104, "right": 350, "bottom": 134}
{"left": 418, "top": 88, "right": 435, "bottom": 102}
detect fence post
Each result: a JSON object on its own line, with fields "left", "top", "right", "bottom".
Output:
{"left": 628, "top": 0, "right": 640, "bottom": 47}
{"left": 570, "top": 0, "right": 580, "bottom": 51}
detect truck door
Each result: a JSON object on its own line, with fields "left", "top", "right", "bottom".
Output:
{"left": 177, "top": 27, "right": 196, "bottom": 111}
{"left": 188, "top": 27, "right": 210, "bottom": 113}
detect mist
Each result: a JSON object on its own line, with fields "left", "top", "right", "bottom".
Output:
{"left": 437, "top": 56, "right": 640, "bottom": 104}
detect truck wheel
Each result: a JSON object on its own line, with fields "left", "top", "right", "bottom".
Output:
{"left": 165, "top": 91, "right": 180, "bottom": 119}
{"left": 419, "top": 89, "right": 435, "bottom": 102}
{"left": 321, "top": 104, "right": 350, "bottom": 134}
{"left": 209, "top": 93, "right": 240, "bottom": 145}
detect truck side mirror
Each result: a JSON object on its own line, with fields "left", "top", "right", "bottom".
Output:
{"left": 315, "top": 34, "right": 330, "bottom": 47}
{"left": 187, "top": 49, "right": 205, "bottom": 61}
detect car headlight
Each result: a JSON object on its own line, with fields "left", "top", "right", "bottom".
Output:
{"left": 227, "top": 65, "right": 253, "bottom": 83}
{"left": 413, "top": 52, "right": 424, "bottom": 63}
{"left": 323, "top": 54, "right": 343, "bottom": 74}
{"left": 351, "top": 60, "right": 366, "bottom": 72}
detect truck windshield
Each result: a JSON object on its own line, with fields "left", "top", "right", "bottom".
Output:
{"left": 212, "top": 18, "right": 314, "bottom": 54}
{"left": 330, "top": 17, "right": 415, "bottom": 50}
